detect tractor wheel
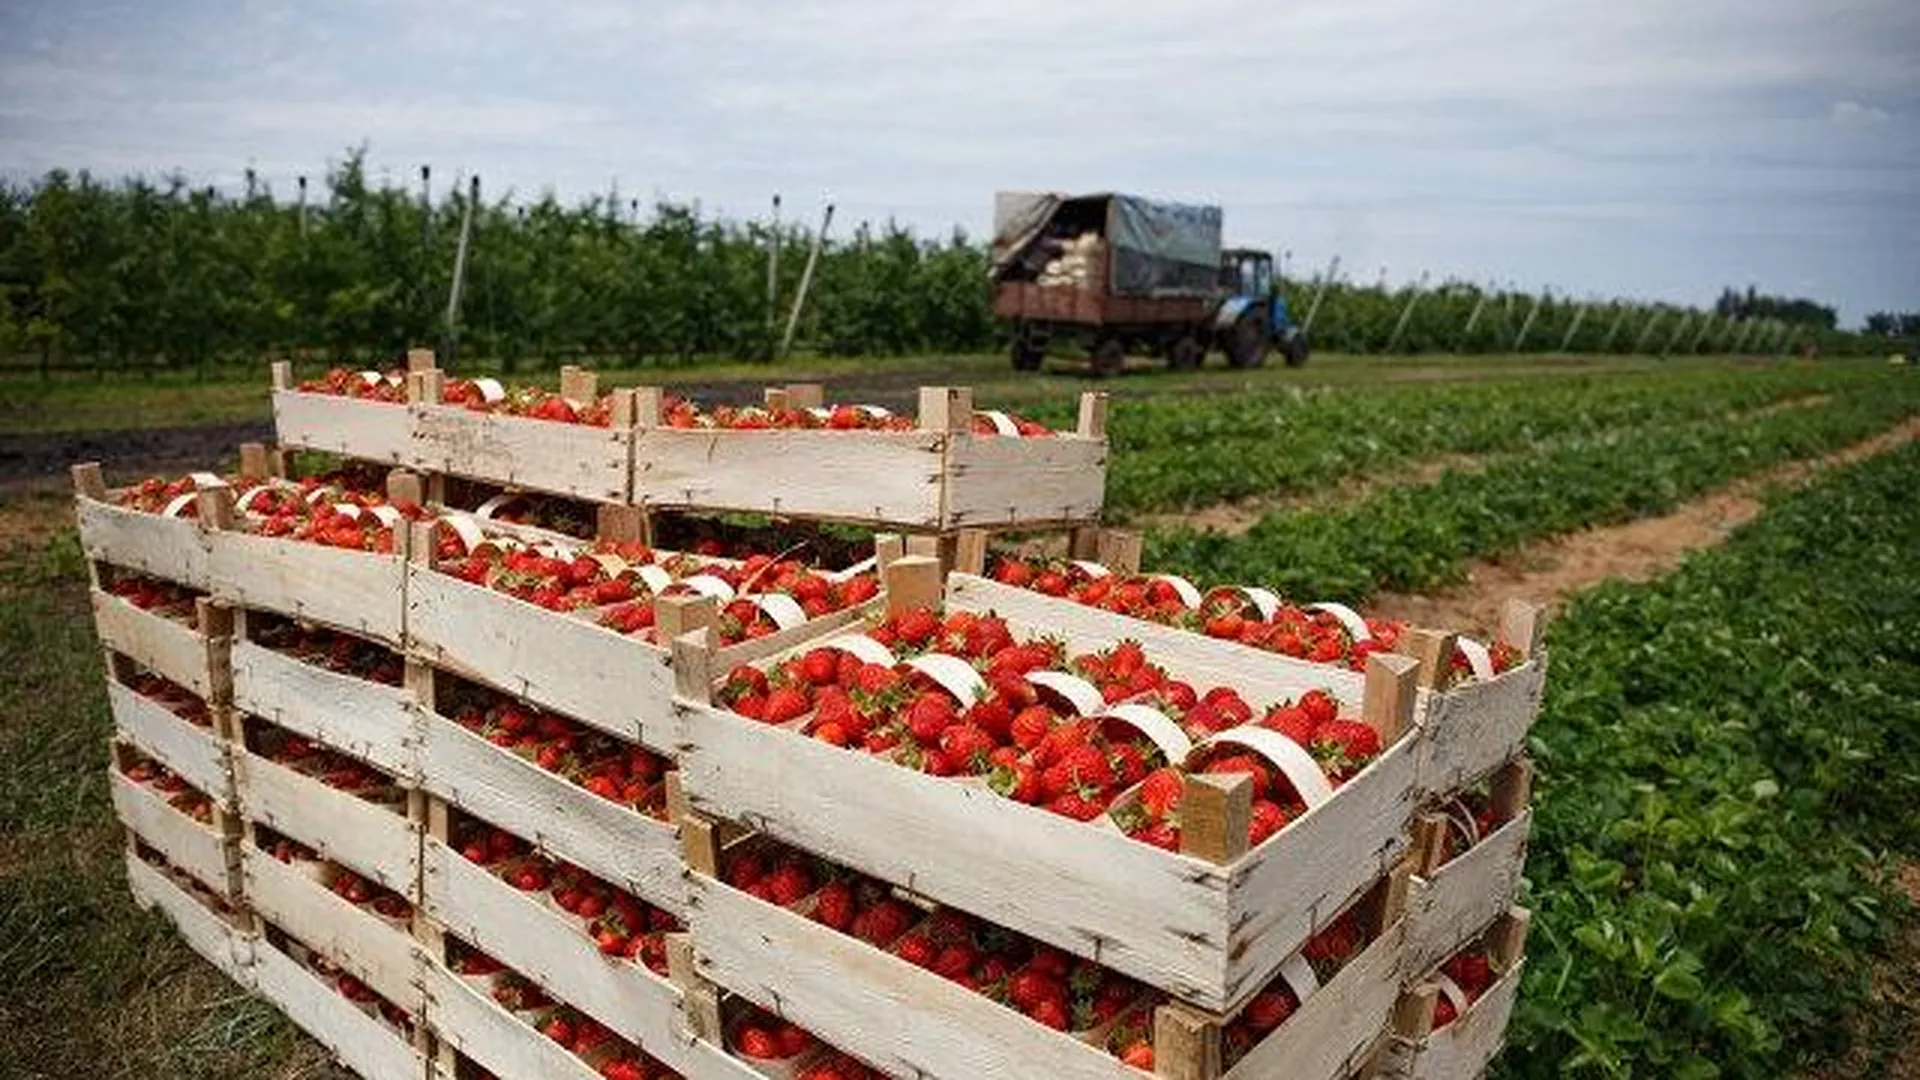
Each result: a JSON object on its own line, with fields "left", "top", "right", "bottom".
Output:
{"left": 1226, "top": 314, "right": 1270, "bottom": 368}
{"left": 1167, "top": 334, "right": 1205, "bottom": 370}
{"left": 1282, "top": 330, "right": 1311, "bottom": 368}
{"left": 1090, "top": 337, "right": 1126, "bottom": 378}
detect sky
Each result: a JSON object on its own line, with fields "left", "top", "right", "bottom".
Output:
{"left": 1, "top": 0, "right": 1916, "bottom": 324}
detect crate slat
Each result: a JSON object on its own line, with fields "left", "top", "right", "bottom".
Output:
{"left": 209, "top": 532, "right": 407, "bottom": 647}
{"left": 244, "top": 845, "right": 421, "bottom": 1009}
{"left": 254, "top": 940, "right": 426, "bottom": 1080}
{"left": 421, "top": 961, "right": 602, "bottom": 1080}
{"left": 1406, "top": 812, "right": 1531, "bottom": 976}
{"left": 409, "top": 404, "right": 633, "bottom": 503}
{"left": 108, "top": 680, "right": 233, "bottom": 803}
{"left": 273, "top": 391, "right": 413, "bottom": 463}
{"left": 92, "top": 590, "right": 221, "bottom": 700}
{"left": 110, "top": 771, "right": 238, "bottom": 897}
{"left": 1221, "top": 921, "right": 1407, "bottom": 1080}
{"left": 235, "top": 750, "right": 419, "bottom": 896}
{"left": 232, "top": 640, "right": 418, "bottom": 781}
{"left": 124, "top": 852, "right": 255, "bottom": 982}
{"left": 76, "top": 497, "right": 212, "bottom": 589}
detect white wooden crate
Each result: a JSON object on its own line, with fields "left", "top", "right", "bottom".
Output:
{"left": 125, "top": 850, "right": 256, "bottom": 984}
{"left": 406, "top": 563, "right": 873, "bottom": 752}
{"left": 231, "top": 638, "right": 418, "bottom": 781}
{"left": 233, "top": 748, "right": 419, "bottom": 898}
{"left": 684, "top": 870, "right": 1406, "bottom": 1080}
{"left": 416, "top": 711, "right": 682, "bottom": 913}
{"left": 1406, "top": 812, "right": 1531, "bottom": 977}
{"left": 671, "top": 569, "right": 1421, "bottom": 1015}
{"left": 407, "top": 402, "right": 633, "bottom": 503}
{"left": 254, "top": 937, "right": 427, "bottom": 1080}
{"left": 209, "top": 531, "right": 408, "bottom": 647}
{"left": 273, "top": 389, "right": 414, "bottom": 464}
{"left": 1415, "top": 661, "right": 1548, "bottom": 800}
{"left": 420, "top": 836, "right": 685, "bottom": 1056}
{"left": 91, "top": 589, "right": 226, "bottom": 701}
{"left": 108, "top": 679, "right": 233, "bottom": 804}
{"left": 75, "top": 493, "right": 212, "bottom": 589}
{"left": 243, "top": 844, "right": 422, "bottom": 1011}
{"left": 1387, "top": 960, "right": 1523, "bottom": 1080}
{"left": 109, "top": 768, "right": 239, "bottom": 898}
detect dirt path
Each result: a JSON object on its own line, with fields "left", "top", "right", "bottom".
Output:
{"left": 1367, "top": 415, "right": 1920, "bottom": 636}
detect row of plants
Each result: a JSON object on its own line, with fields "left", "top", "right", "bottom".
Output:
{"left": 1086, "top": 364, "right": 1887, "bottom": 516}
{"left": 1499, "top": 440, "right": 1920, "bottom": 1077}
{"left": 0, "top": 151, "right": 1890, "bottom": 375}
{"left": 1145, "top": 378, "right": 1920, "bottom": 599}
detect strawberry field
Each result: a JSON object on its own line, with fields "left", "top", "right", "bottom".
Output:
{"left": 0, "top": 354, "right": 1915, "bottom": 1080}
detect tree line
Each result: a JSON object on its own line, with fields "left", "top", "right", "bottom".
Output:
{"left": 0, "top": 150, "right": 1896, "bottom": 377}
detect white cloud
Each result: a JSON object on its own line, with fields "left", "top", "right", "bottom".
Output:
{"left": 1830, "top": 100, "right": 1893, "bottom": 127}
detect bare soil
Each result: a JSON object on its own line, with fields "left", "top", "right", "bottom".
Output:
{"left": 1369, "top": 416, "right": 1920, "bottom": 637}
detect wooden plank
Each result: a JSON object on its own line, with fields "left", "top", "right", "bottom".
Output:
{"left": 91, "top": 589, "right": 219, "bottom": 699}
{"left": 243, "top": 845, "right": 420, "bottom": 1009}
{"left": 208, "top": 532, "right": 407, "bottom": 647}
{"left": 108, "top": 680, "right": 233, "bottom": 803}
{"left": 231, "top": 639, "right": 418, "bottom": 781}
{"left": 408, "top": 403, "right": 632, "bottom": 503}
{"left": 1404, "top": 812, "right": 1531, "bottom": 976}
{"left": 405, "top": 567, "right": 662, "bottom": 747}
{"left": 234, "top": 750, "right": 419, "bottom": 896}
{"left": 1222, "top": 920, "right": 1408, "bottom": 1080}
{"left": 273, "top": 390, "right": 413, "bottom": 462}
{"left": 1398, "top": 960, "right": 1524, "bottom": 1080}
{"left": 1415, "top": 658, "right": 1548, "bottom": 798}
{"left": 420, "top": 838, "right": 687, "bottom": 1055}
{"left": 420, "top": 961, "right": 602, "bottom": 1080}
{"left": 75, "top": 497, "right": 212, "bottom": 589}
{"left": 415, "top": 713, "right": 684, "bottom": 914}
{"left": 942, "top": 432, "right": 1107, "bottom": 528}
{"left": 110, "top": 771, "right": 238, "bottom": 897}
{"left": 686, "top": 872, "right": 1139, "bottom": 1080}
{"left": 254, "top": 941, "right": 425, "bottom": 1080}
{"left": 124, "top": 852, "right": 255, "bottom": 983}
{"left": 631, "top": 428, "right": 944, "bottom": 527}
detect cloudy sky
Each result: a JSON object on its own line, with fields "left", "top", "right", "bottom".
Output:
{"left": 2, "top": 0, "right": 1915, "bottom": 322}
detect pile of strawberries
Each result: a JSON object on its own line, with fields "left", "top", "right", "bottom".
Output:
{"left": 297, "top": 367, "right": 616, "bottom": 426}
{"left": 298, "top": 946, "right": 415, "bottom": 1036}
{"left": 297, "top": 368, "right": 408, "bottom": 402}
{"left": 1431, "top": 945, "right": 1497, "bottom": 1028}
{"left": 261, "top": 729, "right": 408, "bottom": 809}
{"left": 106, "top": 573, "right": 201, "bottom": 620}
{"left": 990, "top": 558, "right": 1522, "bottom": 683}
{"left": 253, "top": 616, "right": 404, "bottom": 685}
{"left": 453, "top": 821, "right": 678, "bottom": 974}
{"left": 120, "top": 752, "right": 216, "bottom": 823}
{"left": 443, "top": 683, "right": 670, "bottom": 815}
{"left": 125, "top": 671, "right": 214, "bottom": 728}
{"left": 326, "top": 866, "right": 415, "bottom": 925}
{"left": 717, "top": 606, "right": 1387, "bottom": 849}
{"left": 656, "top": 395, "right": 1055, "bottom": 437}
{"left": 731, "top": 1004, "right": 819, "bottom": 1065}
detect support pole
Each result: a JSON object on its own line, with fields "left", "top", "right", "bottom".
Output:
{"left": 780, "top": 202, "right": 834, "bottom": 360}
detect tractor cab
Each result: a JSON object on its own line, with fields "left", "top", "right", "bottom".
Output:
{"left": 1220, "top": 248, "right": 1273, "bottom": 300}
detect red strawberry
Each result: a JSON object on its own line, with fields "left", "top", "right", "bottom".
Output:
{"left": 1299, "top": 689, "right": 1338, "bottom": 728}
{"left": 1204, "top": 754, "right": 1272, "bottom": 800}
{"left": 813, "top": 880, "right": 854, "bottom": 930}
{"left": 1244, "top": 988, "right": 1297, "bottom": 1032}
{"left": 894, "top": 608, "right": 940, "bottom": 647}
{"left": 906, "top": 693, "right": 957, "bottom": 742}
{"left": 1262, "top": 705, "right": 1316, "bottom": 746}
{"left": 762, "top": 687, "right": 812, "bottom": 725}
{"left": 1249, "top": 800, "right": 1289, "bottom": 845}
{"left": 737, "top": 1026, "right": 781, "bottom": 1059}
{"left": 799, "top": 648, "right": 841, "bottom": 686}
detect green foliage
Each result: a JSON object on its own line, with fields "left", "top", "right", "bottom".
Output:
{"left": 1498, "top": 441, "right": 1920, "bottom": 1078}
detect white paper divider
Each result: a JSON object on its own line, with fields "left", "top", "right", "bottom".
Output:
{"left": 1153, "top": 574, "right": 1203, "bottom": 609}
{"left": 1228, "top": 585, "right": 1284, "bottom": 621}
{"left": 825, "top": 556, "right": 877, "bottom": 584}
{"left": 474, "top": 493, "right": 517, "bottom": 521}
{"left": 368, "top": 506, "right": 403, "bottom": 528}
{"left": 473, "top": 377, "right": 506, "bottom": 404}
{"left": 1194, "top": 726, "right": 1336, "bottom": 809}
{"left": 753, "top": 593, "right": 808, "bottom": 631}
{"left": 331, "top": 503, "right": 362, "bottom": 521}
{"left": 1024, "top": 671, "right": 1107, "bottom": 717}
{"left": 1434, "top": 974, "right": 1470, "bottom": 1021}
{"left": 1279, "top": 953, "right": 1321, "bottom": 1002}
{"left": 806, "top": 406, "right": 832, "bottom": 420}
{"left": 905, "top": 654, "right": 987, "bottom": 708}
{"left": 977, "top": 410, "right": 1020, "bottom": 436}
{"left": 859, "top": 404, "right": 893, "bottom": 418}
{"left": 384, "top": 372, "right": 404, "bottom": 387}
{"left": 1444, "top": 796, "right": 1483, "bottom": 850}
{"left": 1070, "top": 560, "right": 1111, "bottom": 580}
{"left": 188, "top": 471, "right": 224, "bottom": 489}
{"left": 819, "top": 634, "right": 897, "bottom": 667}
{"left": 1455, "top": 637, "right": 1496, "bottom": 682}
{"left": 1094, "top": 703, "right": 1193, "bottom": 763}
{"left": 440, "top": 514, "right": 486, "bottom": 554}
{"left": 634, "top": 564, "right": 673, "bottom": 596}
{"left": 680, "top": 574, "right": 736, "bottom": 602}
{"left": 586, "top": 552, "right": 629, "bottom": 579}
{"left": 1308, "top": 601, "right": 1372, "bottom": 642}
{"left": 304, "top": 487, "right": 333, "bottom": 504}
{"left": 358, "top": 370, "right": 383, "bottom": 387}
{"left": 161, "top": 493, "right": 199, "bottom": 518}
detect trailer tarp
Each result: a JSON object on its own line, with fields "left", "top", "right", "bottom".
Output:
{"left": 991, "top": 192, "right": 1223, "bottom": 297}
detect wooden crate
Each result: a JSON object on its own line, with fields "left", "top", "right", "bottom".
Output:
{"left": 232, "top": 717, "right": 420, "bottom": 898}
{"left": 406, "top": 551, "right": 876, "bottom": 752}
{"left": 669, "top": 557, "right": 1423, "bottom": 1015}
{"left": 271, "top": 361, "right": 635, "bottom": 503}
{"left": 230, "top": 623, "right": 418, "bottom": 782}
{"left": 242, "top": 842, "right": 421, "bottom": 1011}
{"left": 110, "top": 741, "right": 242, "bottom": 898}
{"left": 1381, "top": 911, "right": 1529, "bottom": 1080}
{"left": 940, "top": 566, "right": 1549, "bottom": 806}
{"left": 107, "top": 673, "right": 235, "bottom": 804}
{"left": 90, "top": 590, "right": 231, "bottom": 703}
{"left": 72, "top": 463, "right": 214, "bottom": 588}
{"left": 414, "top": 701, "right": 682, "bottom": 911}
{"left": 677, "top": 846, "right": 1409, "bottom": 1080}
{"left": 254, "top": 929, "right": 428, "bottom": 1080}
{"left": 1405, "top": 762, "right": 1532, "bottom": 976}
{"left": 125, "top": 844, "right": 256, "bottom": 984}
{"left": 207, "top": 528, "right": 410, "bottom": 649}
{"left": 629, "top": 386, "right": 1108, "bottom": 529}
